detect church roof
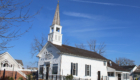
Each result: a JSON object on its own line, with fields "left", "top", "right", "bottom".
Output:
{"left": 15, "top": 59, "right": 23, "bottom": 66}
{"left": 52, "top": 2, "right": 60, "bottom": 25}
{"left": 48, "top": 42, "right": 129, "bottom": 72}
{"left": 51, "top": 42, "right": 107, "bottom": 60}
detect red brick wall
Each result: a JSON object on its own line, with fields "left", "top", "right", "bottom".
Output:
{"left": 0, "top": 70, "right": 27, "bottom": 80}
{"left": 22, "top": 71, "right": 32, "bottom": 75}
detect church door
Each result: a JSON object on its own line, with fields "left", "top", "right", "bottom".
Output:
{"left": 98, "top": 71, "right": 101, "bottom": 80}
{"left": 46, "top": 64, "right": 50, "bottom": 80}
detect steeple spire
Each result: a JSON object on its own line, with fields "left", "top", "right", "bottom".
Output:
{"left": 52, "top": 2, "right": 60, "bottom": 25}
{"left": 48, "top": 2, "right": 62, "bottom": 46}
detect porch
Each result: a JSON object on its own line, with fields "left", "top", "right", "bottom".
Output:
{"left": 108, "top": 71, "right": 130, "bottom": 80}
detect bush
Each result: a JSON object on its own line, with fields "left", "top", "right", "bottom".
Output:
{"left": 27, "top": 74, "right": 34, "bottom": 80}
{"left": 0, "top": 76, "right": 10, "bottom": 80}
{"left": 9, "top": 77, "right": 14, "bottom": 80}
{"left": 65, "top": 74, "right": 73, "bottom": 80}
{"left": 18, "top": 77, "right": 23, "bottom": 80}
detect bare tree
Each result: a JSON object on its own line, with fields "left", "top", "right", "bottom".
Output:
{"left": 75, "top": 43, "right": 86, "bottom": 50}
{"left": 26, "top": 61, "right": 38, "bottom": 68}
{"left": 31, "top": 36, "right": 71, "bottom": 57}
{"left": 75, "top": 39, "right": 106, "bottom": 56}
{"left": 115, "top": 57, "right": 135, "bottom": 66}
{"left": 30, "top": 34, "right": 47, "bottom": 57}
{"left": 63, "top": 39, "right": 70, "bottom": 45}
{"left": 0, "top": 0, "right": 41, "bottom": 52}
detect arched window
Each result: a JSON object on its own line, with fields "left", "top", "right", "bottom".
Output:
{"left": 11, "top": 65, "right": 12, "bottom": 67}
{"left": 3, "top": 63, "right": 8, "bottom": 67}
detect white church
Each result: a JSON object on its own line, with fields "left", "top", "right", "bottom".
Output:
{"left": 37, "top": 2, "right": 130, "bottom": 80}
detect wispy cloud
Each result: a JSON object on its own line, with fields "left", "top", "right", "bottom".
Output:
{"left": 72, "top": 43, "right": 128, "bottom": 46}
{"left": 63, "top": 11, "right": 103, "bottom": 20}
{"left": 44, "top": 7, "right": 54, "bottom": 10}
{"left": 72, "top": 0, "right": 140, "bottom": 9}
{"left": 68, "top": 27, "right": 126, "bottom": 33}
{"left": 106, "top": 50, "right": 131, "bottom": 54}
{"left": 63, "top": 11, "right": 93, "bottom": 19}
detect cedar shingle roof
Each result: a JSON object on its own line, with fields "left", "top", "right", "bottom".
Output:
{"left": 107, "top": 60, "right": 128, "bottom": 71}
{"left": 15, "top": 59, "right": 23, "bottom": 66}
{"left": 52, "top": 43, "right": 107, "bottom": 60}
{"left": 50, "top": 42, "right": 129, "bottom": 72}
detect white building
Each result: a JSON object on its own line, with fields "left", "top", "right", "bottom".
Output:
{"left": 0, "top": 52, "right": 37, "bottom": 79}
{"left": 0, "top": 52, "right": 23, "bottom": 71}
{"left": 107, "top": 60, "right": 130, "bottom": 80}
{"left": 37, "top": 2, "right": 130, "bottom": 80}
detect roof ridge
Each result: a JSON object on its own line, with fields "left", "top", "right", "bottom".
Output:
{"left": 62, "top": 44, "right": 107, "bottom": 59}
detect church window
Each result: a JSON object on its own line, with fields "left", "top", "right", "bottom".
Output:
{"left": 52, "top": 64, "right": 58, "bottom": 74}
{"left": 56, "top": 27, "right": 60, "bottom": 32}
{"left": 85, "top": 64, "right": 91, "bottom": 76}
{"left": 71, "top": 63, "right": 78, "bottom": 76}
{"left": 103, "top": 61, "right": 106, "bottom": 66}
{"left": 39, "top": 65, "right": 43, "bottom": 75}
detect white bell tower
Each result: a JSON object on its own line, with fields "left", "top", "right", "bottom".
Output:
{"left": 48, "top": 2, "right": 62, "bottom": 46}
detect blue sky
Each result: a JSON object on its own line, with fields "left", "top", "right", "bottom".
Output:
{"left": 4, "top": 0, "right": 140, "bottom": 68}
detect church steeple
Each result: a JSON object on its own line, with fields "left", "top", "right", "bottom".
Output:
{"left": 52, "top": 2, "right": 60, "bottom": 25}
{"left": 48, "top": 2, "right": 62, "bottom": 46}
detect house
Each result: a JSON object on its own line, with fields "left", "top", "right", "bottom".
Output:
{"left": 121, "top": 65, "right": 137, "bottom": 73}
{"left": 107, "top": 60, "right": 130, "bottom": 80}
{"left": 121, "top": 65, "right": 137, "bottom": 80}
{"left": 130, "top": 65, "right": 140, "bottom": 80}
{"left": 37, "top": 2, "right": 130, "bottom": 80}
{"left": 0, "top": 52, "right": 37, "bottom": 79}
{"left": 0, "top": 52, "right": 23, "bottom": 71}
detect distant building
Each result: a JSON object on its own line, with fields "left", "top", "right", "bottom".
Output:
{"left": 37, "top": 2, "right": 130, "bottom": 80}
{"left": 27, "top": 67, "right": 38, "bottom": 70}
{"left": 0, "top": 52, "right": 37, "bottom": 79}
{"left": 131, "top": 65, "right": 140, "bottom": 80}
{"left": 0, "top": 52, "right": 23, "bottom": 70}
{"left": 107, "top": 60, "right": 130, "bottom": 80}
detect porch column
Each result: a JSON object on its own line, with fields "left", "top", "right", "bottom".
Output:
{"left": 114, "top": 72, "right": 116, "bottom": 80}
{"left": 43, "top": 65, "right": 46, "bottom": 80}
{"left": 121, "top": 73, "right": 123, "bottom": 80}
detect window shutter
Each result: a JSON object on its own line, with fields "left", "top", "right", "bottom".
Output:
{"left": 90, "top": 65, "right": 91, "bottom": 76}
{"left": 85, "top": 64, "right": 87, "bottom": 76}
{"left": 76, "top": 63, "right": 78, "bottom": 76}
{"left": 71, "top": 63, "right": 73, "bottom": 75}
